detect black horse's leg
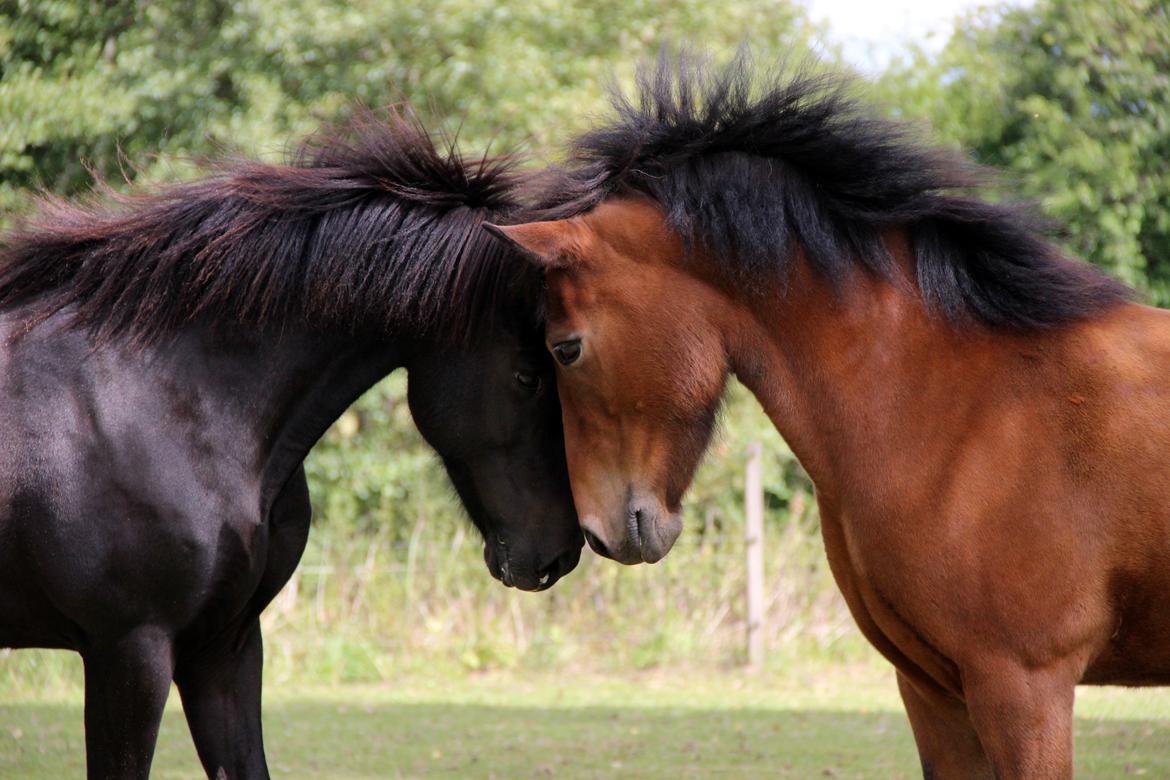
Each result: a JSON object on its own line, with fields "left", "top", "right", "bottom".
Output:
{"left": 82, "top": 626, "right": 175, "bottom": 780}
{"left": 174, "top": 468, "right": 312, "bottom": 780}
{"left": 176, "top": 620, "right": 269, "bottom": 780}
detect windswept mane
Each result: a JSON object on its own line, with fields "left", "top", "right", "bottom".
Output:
{"left": 0, "top": 109, "right": 532, "bottom": 345}
{"left": 536, "top": 51, "right": 1131, "bottom": 329}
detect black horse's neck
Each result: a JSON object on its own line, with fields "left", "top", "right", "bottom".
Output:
{"left": 161, "top": 323, "right": 422, "bottom": 517}
{"left": 242, "top": 329, "right": 404, "bottom": 512}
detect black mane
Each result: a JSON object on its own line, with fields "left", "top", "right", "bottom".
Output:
{"left": 536, "top": 51, "right": 1131, "bottom": 329}
{"left": 0, "top": 109, "right": 532, "bottom": 345}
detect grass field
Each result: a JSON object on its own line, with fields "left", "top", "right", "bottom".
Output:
{"left": 2, "top": 658, "right": 1168, "bottom": 779}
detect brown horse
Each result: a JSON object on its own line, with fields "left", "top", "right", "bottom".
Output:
{"left": 488, "top": 55, "right": 1170, "bottom": 778}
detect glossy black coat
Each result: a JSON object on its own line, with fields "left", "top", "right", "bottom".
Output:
{"left": 0, "top": 305, "right": 580, "bottom": 778}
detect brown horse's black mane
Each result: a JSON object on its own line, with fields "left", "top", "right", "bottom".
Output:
{"left": 535, "top": 51, "right": 1132, "bottom": 329}
{"left": 0, "top": 109, "right": 531, "bottom": 346}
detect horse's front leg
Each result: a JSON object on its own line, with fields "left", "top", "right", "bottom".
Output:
{"left": 173, "top": 469, "right": 311, "bottom": 780}
{"left": 82, "top": 626, "right": 175, "bottom": 780}
{"left": 896, "top": 670, "right": 993, "bottom": 779}
{"left": 175, "top": 619, "right": 269, "bottom": 780}
{"left": 962, "top": 661, "right": 1077, "bottom": 780}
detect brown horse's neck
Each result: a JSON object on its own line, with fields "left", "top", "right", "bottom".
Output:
{"left": 719, "top": 231, "right": 1027, "bottom": 507}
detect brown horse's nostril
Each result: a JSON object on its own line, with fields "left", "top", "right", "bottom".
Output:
{"left": 583, "top": 528, "right": 611, "bottom": 558}
{"left": 631, "top": 504, "right": 653, "bottom": 546}
{"left": 626, "top": 494, "right": 682, "bottom": 563}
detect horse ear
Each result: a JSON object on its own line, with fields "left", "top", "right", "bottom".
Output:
{"left": 483, "top": 221, "right": 577, "bottom": 268}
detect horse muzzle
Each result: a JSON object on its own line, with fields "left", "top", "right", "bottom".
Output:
{"left": 484, "top": 536, "right": 581, "bottom": 591}
{"left": 582, "top": 494, "right": 683, "bottom": 564}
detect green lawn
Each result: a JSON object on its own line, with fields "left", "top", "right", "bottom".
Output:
{"left": 2, "top": 662, "right": 1168, "bottom": 778}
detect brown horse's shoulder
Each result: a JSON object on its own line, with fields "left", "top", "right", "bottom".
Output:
{"left": 1053, "top": 304, "right": 1170, "bottom": 399}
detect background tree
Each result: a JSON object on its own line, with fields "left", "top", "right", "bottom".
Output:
{"left": 881, "top": 0, "right": 1170, "bottom": 299}
{"left": 1, "top": 0, "right": 815, "bottom": 214}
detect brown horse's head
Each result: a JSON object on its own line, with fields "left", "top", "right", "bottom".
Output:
{"left": 488, "top": 198, "right": 730, "bottom": 564}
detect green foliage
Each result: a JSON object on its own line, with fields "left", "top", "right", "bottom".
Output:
{"left": 880, "top": 0, "right": 1170, "bottom": 299}
{"left": 0, "top": 0, "right": 815, "bottom": 218}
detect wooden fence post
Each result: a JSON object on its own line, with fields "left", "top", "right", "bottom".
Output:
{"left": 745, "top": 441, "right": 765, "bottom": 668}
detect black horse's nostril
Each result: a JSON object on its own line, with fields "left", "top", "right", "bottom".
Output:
{"left": 484, "top": 536, "right": 516, "bottom": 587}
{"left": 536, "top": 546, "right": 580, "bottom": 590}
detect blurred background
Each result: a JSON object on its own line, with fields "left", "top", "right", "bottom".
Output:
{"left": 1, "top": 0, "right": 1169, "bottom": 777}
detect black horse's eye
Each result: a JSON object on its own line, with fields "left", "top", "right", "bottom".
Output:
{"left": 551, "top": 339, "right": 582, "bottom": 366}
{"left": 514, "top": 370, "right": 542, "bottom": 392}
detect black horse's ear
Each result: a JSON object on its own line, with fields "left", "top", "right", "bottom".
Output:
{"left": 483, "top": 221, "right": 579, "bottom": 269}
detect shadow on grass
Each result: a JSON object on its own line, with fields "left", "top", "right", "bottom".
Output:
{"left": 0, "top": 698, "right": 1166, "bottom": 779}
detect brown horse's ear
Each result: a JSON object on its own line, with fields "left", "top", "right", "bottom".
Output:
{"left": 483, "top": 221, "right": 578, "bottom": 268}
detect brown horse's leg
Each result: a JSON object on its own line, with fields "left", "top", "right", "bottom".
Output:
{"left": 962, "top": 663, "right": 1076, "bottom": 780}
{"left": 897, "top": 671, "right": 992, "bottom": 779}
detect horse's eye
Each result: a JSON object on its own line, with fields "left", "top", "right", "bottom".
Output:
{"left": 514, "top": 370, "right": 542, "bottom": 392}
{"left": 551, "top": 339, "right": 582, "bottom": 366}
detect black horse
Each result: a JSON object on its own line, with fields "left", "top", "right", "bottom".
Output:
{"left": 0, "top": 111, "right": 581, "bottom": 779}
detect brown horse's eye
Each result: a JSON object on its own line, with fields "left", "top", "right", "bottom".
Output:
{"left": 514, "top": 370, "right": 542, "bottom": 392}
{"left": 551, "top": 339, "right": 582, "bottom": 366}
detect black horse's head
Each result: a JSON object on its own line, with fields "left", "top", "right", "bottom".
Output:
{"left": 405, "top": 311, "right": 582, "bottom": 591}
{"left": 0, "top": 104, "right": 583, "bottom": 592}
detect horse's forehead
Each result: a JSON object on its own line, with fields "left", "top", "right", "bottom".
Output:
{"left": 543, "top": 198, "right": 681, "bottom": 336}
{"left": 545, "top": 265, "right": 623, "bottom": 331}
{"left": 545, "top": 269, "right": 594, "bottom": 321}
{"left": 584, "top": 197, "right": 677, "bottom": 263}
{"left": 547, "top": 250, "right": 660, "bottom": 316}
